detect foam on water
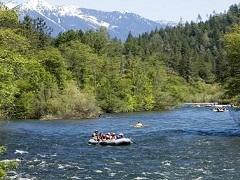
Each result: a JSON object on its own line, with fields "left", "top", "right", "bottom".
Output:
{"left": 113, "top": 161, "right": 123, "bottom": 165}
{"left": 161, "top": 160, "right": 171, "bottom": 166}
{"left": 84, "top": 177, "right": 92, "bottom": 179}
{"left": 15, "top": 150, "right": 29, "bottom": 155}
{"left": 109, "top": 172, "right": 116, "bottom": 176}
{"left": 104, "top": 167, "right": 111, "bottom": 171}
{"left": 95, "top": 170, "right": 103, "bottom": 173}
{"left": 134, "top": 177, "right": 149, "bottom": 180}
{"left": 194, "top": 177, "right": 203, "bottom": 180}
{"left": 71, "top": 176, "right": 81, "bottom": 179}
{"left": 223, "top": 168, "right": 235, "bottom": 171}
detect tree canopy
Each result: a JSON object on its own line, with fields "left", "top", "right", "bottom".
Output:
{"left": 3, "top": 4, "right": 240, "bottom": 119}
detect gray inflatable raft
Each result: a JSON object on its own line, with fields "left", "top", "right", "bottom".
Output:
{"left": 88, "top": 138, "right": 132, "bottom": 146}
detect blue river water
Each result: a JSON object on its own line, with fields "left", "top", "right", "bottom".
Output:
{"left": 1, "top": 107, "right": 240, "bottom": 179}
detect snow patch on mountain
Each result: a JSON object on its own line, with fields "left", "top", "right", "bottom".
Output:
{"left": 6, "top": 0, "right": 168, "bottom": 40}
{"left": 5, "top": 2, "right": 18, "bottom": 9}
{"left": 21, "top": 0, "right": 53, "bottom": 11}
{"left": 56, "top": 6, "right": 82, "bottom": 16}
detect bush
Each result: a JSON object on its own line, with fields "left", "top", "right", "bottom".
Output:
{"left": 46, "top": 82, "right": 100, "bottom": 119}
{"left": 0, "top": 146, "right": 18, "bottom": 179}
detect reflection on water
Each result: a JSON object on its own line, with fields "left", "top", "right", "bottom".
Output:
{"left": 1, "top": 107, "right": 240, "bottom": 179}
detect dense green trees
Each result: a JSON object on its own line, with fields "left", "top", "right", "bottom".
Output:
{"left": 122, "top": 4, "right": 240, "bottom": 84}
{"left": 0, "top": 6, "right": 100, "bottom": 119}
{"left": 3, "top": 3, "right": 240, "bottom": 119}
{"left": 55, "top": 29, "right": 221, "bottom": 112}
{"left": 224, "top": 25, "right": 240, "bottom": 105}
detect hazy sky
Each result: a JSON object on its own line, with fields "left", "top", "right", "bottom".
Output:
{"left": 19, "top": 0, "right": 240, "bottom": 22}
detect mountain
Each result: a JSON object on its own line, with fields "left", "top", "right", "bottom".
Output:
{"left": 157, "top": 20, "right": 177, "bottom": 27}
{"left": 7, "top": 0, "right": 168, "bottom": 40}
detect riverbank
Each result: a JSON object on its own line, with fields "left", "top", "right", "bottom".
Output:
{"left": 40, "top": 113, "right": 101, "bottom": 121}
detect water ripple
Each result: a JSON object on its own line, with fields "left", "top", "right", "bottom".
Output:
{"left": 1, "top": 107, "right": 240, "bottom": 179}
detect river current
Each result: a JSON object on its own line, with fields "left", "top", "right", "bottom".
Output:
{"left": 1, "top": 107, "right": 240, "bottom": 179}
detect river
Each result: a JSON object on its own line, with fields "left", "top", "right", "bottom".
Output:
{"left": 1, "top": 107, "right": 240, "bottom": 179}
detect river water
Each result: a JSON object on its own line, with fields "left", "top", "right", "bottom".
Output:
{"left": 1, "top": 107, "right": 240, "bottom": 179}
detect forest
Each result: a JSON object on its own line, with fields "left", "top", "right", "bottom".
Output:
{"left": 0, "top": 4, "right": 240, "bottom": 121}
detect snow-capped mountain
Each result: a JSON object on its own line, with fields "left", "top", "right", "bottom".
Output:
{"left": 7, "top": 0, "right": 169, "bottom": 40}
{"left": 157, "top": 20, "right": 177, "bottom": 27}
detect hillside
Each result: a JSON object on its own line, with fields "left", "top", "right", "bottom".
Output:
{"left": 7, "top": 0, "right": 169, "bottom": 39}
{"left": 0, "top": 5, "right": 225, "bottom": 119}
{"left": 124, "top": 4, "right": 240, "bottom": 84}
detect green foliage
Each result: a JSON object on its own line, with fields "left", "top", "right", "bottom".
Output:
{"left": 187, "top": 82, "right": 224, "bottom": 103}
{"left": 0, "top": 6, "right": 18, "bottom": 28}
{"left": 122, "top": 4, "right": 240, "bottom": 83}
{"left": 36, "top": 48, "right": 68, "bottom": 88}
{"left": 0, "top": 28, "right": 30, "bottom": 53}
{"left": 59, "top": 40, "right": 101, "bottom": 90}
{"left": 20, "top": 16, "right": 52, "bottom": 49}
{"left": 224, "top": 25, "right": 240, "bottom": 104}
{"left": 0, "top": 146, "right": 6, "bottom": 154}
{"left": 46, "top": 82, "right": 100, "bottom": 119}
{"left": 0, "top": 6, "right": 230, "bottom": 120}
{"left": 0, "top": 146, "right": 18, "bottom": 179}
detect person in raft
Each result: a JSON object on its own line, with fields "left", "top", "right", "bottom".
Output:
{"left": 91, "top": 131, "right": 122, "bottom": 141}
{"left": 135, "top": 122, "right": 144, "bottom": 127}
{"left": 92, "top": 130, "right": 99, "bottom": 140}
